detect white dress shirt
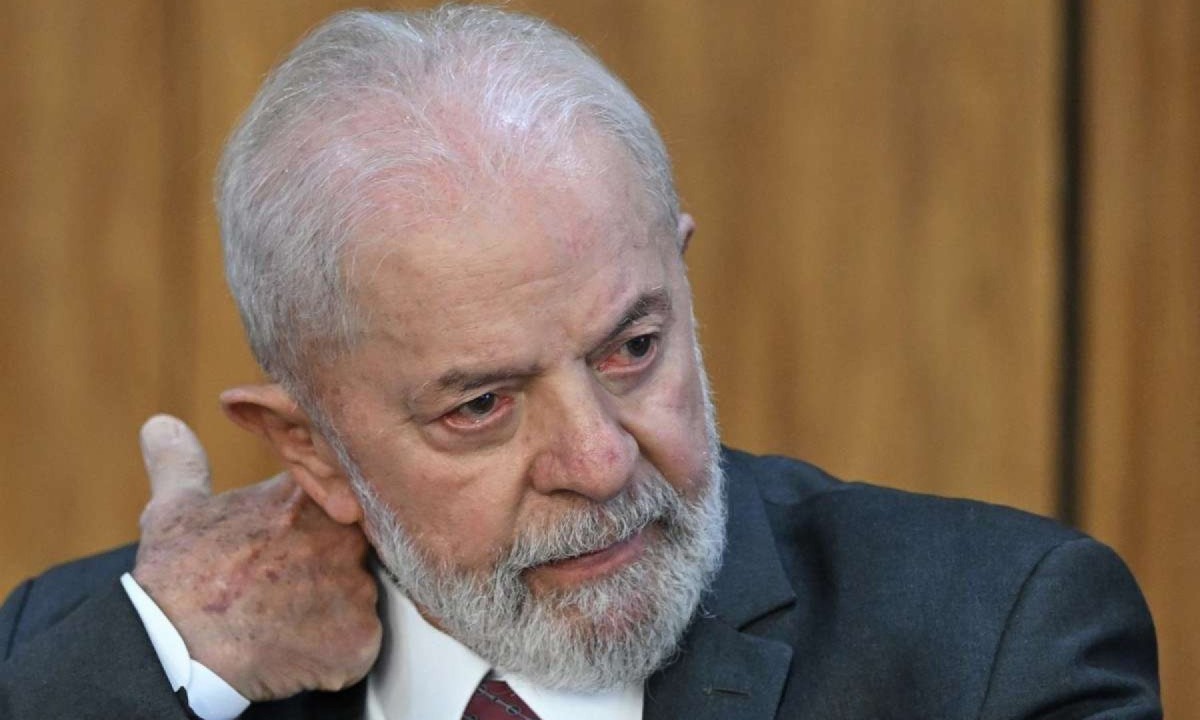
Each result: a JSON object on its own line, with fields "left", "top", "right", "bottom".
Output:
{"left": 120, "top": 573, "right": 250, "bottom": 720}
{"left": 123, "top": 571, "right": 643, "bottom": 720}
{"left": 367, "top": 573, "right": 643, "bottom": 720}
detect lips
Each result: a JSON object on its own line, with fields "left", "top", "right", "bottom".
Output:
{"left": 535, "top": 526, "right": 650, "bottom": 584}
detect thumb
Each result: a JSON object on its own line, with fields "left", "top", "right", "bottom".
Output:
{"left": 140, "top": 414, "right": 212, "bottom": 503}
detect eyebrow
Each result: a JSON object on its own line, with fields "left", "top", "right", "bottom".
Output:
{"left": 430, "top": 288, "right": 673, "bottom": 398}
{"left": 435, "top": 363, "right": 543, "bottom": 396}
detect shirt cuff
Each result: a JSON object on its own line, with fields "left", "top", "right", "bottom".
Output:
{"left": 121, "top": 573, "right": 251, "bottom": 720}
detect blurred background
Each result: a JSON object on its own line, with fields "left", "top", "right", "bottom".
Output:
{"left": 0, "top": 0, "right": 1195, "bottom": 716}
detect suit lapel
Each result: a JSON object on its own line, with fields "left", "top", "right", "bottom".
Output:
{"left": 645, "top": 450, "right": 797, "bottom": 720}
{"left": 644, "top": 616, "right": 792, "bottom": 720}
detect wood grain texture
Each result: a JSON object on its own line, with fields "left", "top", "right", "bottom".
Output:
{"left": 0, "top": 2, "right": 170, "bottom": 594}
{"left": 1081, "top": 3, "right": 1200, "bottom": 717}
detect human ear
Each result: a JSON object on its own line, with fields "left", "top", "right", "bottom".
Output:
{"left": 219, "top": 384, "right": 363, "bottom": 525}
{"left": 677, "top": 212, "right": 696, "bottom": 255}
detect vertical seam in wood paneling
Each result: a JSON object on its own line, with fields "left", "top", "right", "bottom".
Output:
{"left": 1057, "top": 0, "right": 1085, "bottom": 527}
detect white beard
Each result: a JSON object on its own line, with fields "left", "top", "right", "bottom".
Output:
{"left": 335, "top": 361, "right": 726, "bottom": 690}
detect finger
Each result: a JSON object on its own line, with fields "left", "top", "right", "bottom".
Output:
{"left": 140, "top": 414, "right": 212, "bottom": 503}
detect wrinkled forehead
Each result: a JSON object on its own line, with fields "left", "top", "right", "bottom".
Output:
{"left": 333, "top": 142, "right": 675, "bottom": 367}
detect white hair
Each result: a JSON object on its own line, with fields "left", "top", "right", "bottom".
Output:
{"left": 217, "top": 5, "right": 680, "bottom": 406}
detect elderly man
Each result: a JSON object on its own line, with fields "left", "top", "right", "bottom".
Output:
{"left": 0, "top": 6, "right": 1160, "bottom": 720}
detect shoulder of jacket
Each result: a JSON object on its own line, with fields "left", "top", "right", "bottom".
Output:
{"left": 1, "top": 544, "right": 138, "bottom": 652}
{"left": 722, "top": 446, "right": 1085, "bottom": 566}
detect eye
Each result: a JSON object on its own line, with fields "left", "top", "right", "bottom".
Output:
{"left": 460, "top": 392, "right": 498, "bottom": 417}
{"left": 624, "top": 334, "right": 654, "bottom": 358}
{"left": 441, "top": 391, "right": 509, "bottom": 430}
{"left": 597, "top": 333, "right": 660, "bottom": 374}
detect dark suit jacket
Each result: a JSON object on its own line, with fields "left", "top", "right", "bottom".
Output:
{"left": 0, "top": 450, "right": 1162, "bottom": 719}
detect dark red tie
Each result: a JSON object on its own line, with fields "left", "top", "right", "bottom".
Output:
{"left": 461, "top": 679, "right": 543, "bottom": 720}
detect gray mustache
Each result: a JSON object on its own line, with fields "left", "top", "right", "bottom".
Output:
{"left": 501, "top": 474, "right": 682, "bottom": 571}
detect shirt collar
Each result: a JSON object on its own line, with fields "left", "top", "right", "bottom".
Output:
{"left": 366, "top": 571, "right": 642, "bottom": 720}
{"left": 367, "top": 573, "right": 489, "bottom": 720}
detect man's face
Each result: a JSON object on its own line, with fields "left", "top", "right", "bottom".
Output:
{"left": 312, "top": 137, "right": 724, "bottom": 688}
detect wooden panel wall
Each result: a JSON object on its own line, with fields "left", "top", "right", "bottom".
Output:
{"left": 0, "top": 2, "right": 1192, "bottom": 716}
{"left": 647, "top": 2, "right": 1061, "bottom": 513}
{"left": 0, "top": 1, "right": 172, "bottom": 592}
{"left": 1081, "top": 3, "right": 1200, "bottom": 717}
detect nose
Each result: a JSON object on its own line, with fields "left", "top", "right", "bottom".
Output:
{"left": 528, "top": 372, "right": 638, "bottom": 503}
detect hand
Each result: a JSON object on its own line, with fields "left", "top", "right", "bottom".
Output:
{"left": 131, "top": 415, "right": 381, "bottom": 701}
